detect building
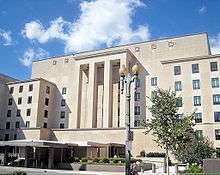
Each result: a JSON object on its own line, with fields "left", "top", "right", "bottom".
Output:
{"left": 0, "top": 32, "right": 219, "bottom": 168}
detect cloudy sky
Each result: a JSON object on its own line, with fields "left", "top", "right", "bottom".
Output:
{"left": 0, "top": 0, "right": 220, "bottom": 79}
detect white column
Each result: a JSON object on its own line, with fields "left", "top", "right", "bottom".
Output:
{"left": 103, "top": 60, "right": 112, "bottom": 128}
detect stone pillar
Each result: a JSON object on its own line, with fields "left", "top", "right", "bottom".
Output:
{"left": 3, "top": 145, "right": 9, "bottom": 166}
{"left": 103, "top": 60, "right": 113, "bottom": 128}
{"left": 152, "top": 164, "right": 156, "bottom": 173}
{"left": 48, "top": 148, "right": 54, "bottom": 169}
{"left": 87, "top": 62, "right": 97, "bottom": 128}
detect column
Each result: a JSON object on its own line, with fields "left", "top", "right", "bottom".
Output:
{"left": 3, "top": 146, "right": 9, "bottom": 166}
{"left": 24, "top": 146, "right": 31, "bottom": 167}
{"left": 48, "top": 148, "right": 54, "bottom": 169}
{"left": 87, "top": 62, "right": 97, "bottom": 128}
{"left": 103, "top": 60, "right": 112, "bottom": 128}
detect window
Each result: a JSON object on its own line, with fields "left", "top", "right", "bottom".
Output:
{"left": 195, "top": 113, "right": 202, "bottom": 123}
{"left": 213, "top": 94, "right": 220, "bottom": 105}
{"left": 4, "top": 134, "right": 9, "bottom": 141}
{"left": 46, "top": 86, "right": 50, "bottom": 94}
{"left": 62, "top": 87, "right": 67, "bottom": 95}
{"left": 211, "top": 62, "right": 218, "bottom": 72}
{"left": 9, "top": 87, "right": 14, "bottom": 94}
{"left": 18, "top": 97, "right": 22, "bottom": 105}
{"left": 194, "top": 96, "right": 201, "bottom": 106}
{"left": 6, "top": 122, "right": 10, "bottom": 129}
{"left": 19, "top": 86, "right": 23, "bottom": 93}
{"left": 44, "top": 110, "right": 48, "bottom": 118}
{"left": 195, "top": 130, "right": 203, "bottom": 140}
{"left": 214, "top": 112, "right": 220, "bottom": 122}
{"left": 212, "top": 78, "right": 219, "bottom": 88}
{"left": 151, "top": 77, "right": 157, "bottom": 86}
{"left": 134, "top": 120, "right": 141, "bottom": 127}
{"left": 16, "top": 109, "right": 21, "bottom": 117}
{"left": 61, "top": 99, "right": 66, "bottom": 107}
{"left": 60, "top": 123, "right": 65, "bottom": 129}
{"left": 26, "top": 121, "right": 30, "bottom": 128}
{"left": 8, "top": 98, "right": 12, "bottom": 105}
{"left": 45, "top": 98, "right": 49, "bottom": 106}
{"left": 43, "top": 122, "right": 47, "bottom": 128}
{"left": 175, "top": 81, "right": 182, "bottom": 91}
{"left": 15, "top": 121, "right": 20, "bottom": 129}
{"left": 176, "top": 114, "right": 184, "bottom": 120}
{"left": 14, "top": 134, "right": 17, "bottom": 140}
{"left": 53, "top": 60, "right": 57, "bottom": 65}
{"left": 176, "top": 97, "right": 183, "bottom": 107}
{"left": 27, "top": 96, "right": 32, "bottom": 104}
{"left": 192, "top": 64, "right": 199, "bottom": 73}
{"left": 193, "top": 80, "right": 200, "bottom": 90}
{"left": 29, "top": 84, "right": 33, "bottom": 92}
{"left": 26, "top": 109, "right": 31, "bottom": 116}
{"left": 151, "top": 91, "right": 157, "bottom": 98}
{"left": 174, "top": 66, "right": 181, "bottom": 75}
{"left": 134, "top": 92, "right": 140, "bottom": 101}
{"left": 60, "top": 111, "right": 65, "bottom": 119}
{"left": 7, "top": 110, "right": 11, "bottom": 117}
{"left": 136, "top": 79, "right": 140, "bottom": 88}
{"left": 134, "top": 106, "right": 141, "bottom": 115}
{"left": 215, "top": 129, "right": 220, "bottom": 140}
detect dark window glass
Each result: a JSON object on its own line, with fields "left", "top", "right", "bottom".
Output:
{"left": 151, "top": 77, "right": 157, "bottom": 86}
{"left": 60, "top": 123, "right": 65, "bottom": 128}
{"left": 134, "top": 120, "right": 141, "bottom": 127}
{"left": 43, "top": 122, "right": 47, "bottom": 128}
{"left": 4, "top": 134, "right": 9, "bottom": 141}
{"left": 7, "top": 110, "right": 11, "bottom": 117}
{"left": 14, "top": 134, "right": 17, "bottom": 140}
{"left": 176, "top": 114, "right": 184, "bottom": 120}
{"left": 45, "top": 98, "right": 49, "bottom": 106}
{"left": 192, "top": 64, "right": 199, "bottom": 73}
{"left": 195, "top": 130, "right": 203, "bottom": 140}
{"left": 15, "top": 121, "right": 20, "bottom": 129}
{"left": 29, "top": 84, "right": 33, "bottom": 92}
{"left": 26, "top": 109, "right": 31, "bottom": 116}
{"left": 214, "top": 112, "right": 220, "bottom": 122}
{"left": 134, "top": 92, "right": 140, "bottom": 101}
{"left": 213, "top": 94, "right": 220, "bottom": 105}
{"left": 176, "top": 97, "right": 183, "bottom": 107}
{"left": 193, "top": 80, "right": 200, "bottom": 90}
{"left": 195, "top": 113, "right": 202, "bottom": 123}
{"left": 46, "top": 86, "right": 50, "bottom": 94}
{"left": 6, "top": 122, "right": 10, "bottom": 129}
{"left": 19, "top": 86, "right": 23, "bottom": 93}
{"left": 212, "top": 78, "right": 219, "bottom": 88}
{"left": 16, "top": 109, "right": 21, "bottom": 117}
{"left": 62, "top": 87, "right": 67, "bottom": 95}
{"left": 61, "top": 99, "right": 66, "bottom": 107}
{"left": 134, "top": 106, "right": 141, "bottom": 115}
{"left": 44, "top": 110, "right": 48, "bottom": 118}
{"left": 26, "top": 121, "right": 30, "bottom": 128}
{"left": 27, "top": 96, "right": 32, "bottom": 104}
{"left": 175, "top": 81, "right": 182, "bottom": 91}
{"left": 215, "top": 129, "right": 220, "bottom": 140}
{"left": 194, "top": 96, "right": 201, "bottom": 106}
{"left": 136, "top": 79, "right": 140, "bottom": 88}
{"left": 18, "top": 97, "right": 22, "bottom": 105}
{"left": 174, "top": 66, "right": 181, "bottom": 75}
{"left": 9, "top": 87, "right": 14, "bottom": 94}
{"left": 8, "top": 98, "right": 12, "bottom": 106}
{"left": 211, "top": 62, "right": 218, "bottom": 72}
{"left": 60, "top": 111, "right": 65, "bottom": 118}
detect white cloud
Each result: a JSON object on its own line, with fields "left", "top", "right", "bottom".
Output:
{"left": 210, "top": 34, "right": 220, "bottom": 55}
{"left": 19, "top": 48, "right": 49, "bottom": 67}
{"left": 198, "top": 6, "right": 207, "bottom": 14}
{"left": 0, "top": 29, "right": 12, "bottom": 46}
{"left": 22, "top": 0, "right": 150, "bottom": 53}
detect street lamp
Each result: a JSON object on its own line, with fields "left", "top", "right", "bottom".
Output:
{"left": 119, "top": 63, "right": 140, "bottom": 175}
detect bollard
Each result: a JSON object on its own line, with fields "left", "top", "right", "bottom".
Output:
{"left": 175, "top": 164, "right": 178, "bottom": 175}
{"left": 152, "top": 163, "right": 156, "bottom": 173}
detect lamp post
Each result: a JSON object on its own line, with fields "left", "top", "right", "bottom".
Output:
{"left": 119, "top": 63, "right": 140, "bottom": 175}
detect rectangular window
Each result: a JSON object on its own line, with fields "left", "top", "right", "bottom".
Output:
{"left": 60, "top": 111, "right": 65, "bottom": 119}
{"left": 8, "top": 98, "right": 12, "bottom": 106}
{"left": 44, "top": 110, "right": 48, "bottom": 118}
{"left": 15, "top": 121, "right": 20, "bottom": 129}
{"left": 26, "top": 109, "right": 31, "bottom": 116}
{"left": 193, "top": 80, "right": 200, "bottom": 90}
{"left": 9, "top": 87, "right": 14, "bottom": 94}
{"left": 60, "top": 123, "right": 65, "bottom": 129}
{"left": 7, "top": 110, "right": 11, "bottom": 117}
{"left": 26, "top": 121, "right": 30, "bottom": 128}
{"left": 151, "top": 77, "right": 157, "bottom": 86}
{"left": 194, "top": 96, "right": 201, "bottom": 106}
{"left": 174, "top": 66, "right": 181, "bottom": 75}
{"left": 16, "top": 109, "right": 21, "bottom": 117}
{"left": 214, "top": 112, "right": 220, "bottom": 122}
{"left": 192, "top": 64, "right": 199, "bottom": 73}
{"left": 61, "top": 99, "right": 66, "bottom": 107}
{"left": 134, "top": 92, "right": 140, "bottom": 101}
{"left": 195, "top": 130, "right": 203, "bottom": 140}
{"left": 46, "top": 86, "right": 50, "bottom": 94}
{"left": 27, "top": 96, "right": 32, "bottom": 104}
{"left": 43, "top": 122, "right": 47, "bottom": 128}
{"left": 213, "top": 94, "right": 220, "bottom": 105}
{"left": 212, "top": 78, "right": 219, "bottom": 88}
{"left": 19, "top": 86, "right": 23, "bottom": 93}
{"left": 211, "top": 62, "right": 218, "bottom": 72}
{"left": 14, "top": 134, "right": 17, "bottom": 140}
{"left": 62, "top": 87, "right": 67, "bottom": 95}
{"left": 6, "top": 122, "right": 10, "bottom": 129}
{"left": 195, "top": 113, "right": 202, "bottom": 123}
{"left": 4, "top": 134, "right": 9, "bottom": 141}
{"left": 18, "top": 97, "right": 22, "bottom": 105}
{"left": 175, "top": 81, "right": 182, "bottom": 91}
{"left": 134, "top": 120, "right": 141, "bottom": 127}
{"left": 176, "top": 114, "right": 184, "bottom": 120}
{"left": 136, "top": 79, "right": 140, "bottom": 88}
{"left": 29, "top": 84, "right": 33, "bottom": 92}
{"left": 215, "top": 129, "right": 220, "bottom": 140}
{"left": 45, "top": 98, "right": 49, "bottom": 106}
{"left": 176, "top": 97, "right": 183, "bottom": 107}
{"left": 134, "top": 106, "right": 141, "bottom": 115}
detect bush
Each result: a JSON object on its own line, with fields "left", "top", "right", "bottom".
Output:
{"left": 145, "top": 152, "right": 166, "bottom": 157}
{"left": 111, "top": 158, "right": 125, "bottom": 164}
{"left": 131, "top": 158, "right": 142, "bottom": 164}
{"left": 69, "top": 157, "right": 80, "bottom": 163}
{"left": 102, "top": 157, "right": 110, "bottom": 163}
{"left": 93, "top": 157, "right": 100, "bottom": 163}
{"left": 185, "top": 164, "right": 203, "bottom": 173}
{"left": 81, "top": 157, "right": 88, "bottom": 163}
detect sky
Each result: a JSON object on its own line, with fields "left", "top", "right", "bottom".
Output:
{"left": 0, "top": 0, "right": 220, "bottom": 80}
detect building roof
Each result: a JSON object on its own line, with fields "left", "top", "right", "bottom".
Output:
{"left": 6, "top": 78, "right": 56, "bottom": 86}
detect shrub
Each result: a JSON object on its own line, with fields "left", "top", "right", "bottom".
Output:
{"left": 185, "top": 164, "right": 203, "bottom": 173}
{"left": 93, "top": 157, "right": 100, "bottom": 163}
{"left": 69, "top": 157, "right": 80, "bottom": 163}
{"left": 81, "top": 157, "right": 88, "bottom": 163}
{"left": 102, "top": 157, "right": 110, "bottom": 163}
{"left": 131, "top": 158, "right": 142, "bottom": 164}
{"left": 145, "top": 152, "right": 166, "bottom": 157}
{"left": 111, "top": 158, "right": 125, "bottom": 164}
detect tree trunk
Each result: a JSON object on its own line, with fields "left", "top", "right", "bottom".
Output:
{"left": 166, "top": 147, "right": 169, "bottom": 175}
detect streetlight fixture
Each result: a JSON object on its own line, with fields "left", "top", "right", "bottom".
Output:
{"left": 119, "top": 63, "right": 140, "bottom": 175}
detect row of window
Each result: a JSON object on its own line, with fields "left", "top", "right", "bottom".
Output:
{"left": 7, "top": 108, "right": 31, "bottom": 117}
{"left": 9, "top": 84, "right": 33, "bottom": 94}
{"left": 196, "top": 129, "right": 220, "bottom": 141}
{"left": 194, "top": 112, "right": 220, "bottom": 123}
{"left": 8, "top": 96, "right": 32, "bottom": 106}
{"left": 174, "top": 62, "right": 218, "bottom": 75}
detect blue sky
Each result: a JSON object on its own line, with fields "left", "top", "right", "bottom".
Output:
{"left": 0, "top": 0, "right": 220, "bottom": 80}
